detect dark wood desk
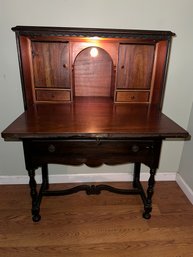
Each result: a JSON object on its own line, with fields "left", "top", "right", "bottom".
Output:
{"left": 2, "top": 98, "right": 189, "bottom": 221}
{"left": 1, "top": 26, "right": 190, "bottom": 221}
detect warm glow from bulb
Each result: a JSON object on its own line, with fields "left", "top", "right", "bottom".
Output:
{"left": 90, "top": 36, "right": 100, "bottom": 40}
{"left": 90, "top": 47, "right": 98, "bottom": 57}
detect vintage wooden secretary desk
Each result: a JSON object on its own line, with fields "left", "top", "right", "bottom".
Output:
{"left": 1, "top": 26, "right": 189, "bottom": 222}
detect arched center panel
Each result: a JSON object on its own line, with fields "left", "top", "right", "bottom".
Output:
{"left": 73, "top": 47, "right": 114, "bottom": 97}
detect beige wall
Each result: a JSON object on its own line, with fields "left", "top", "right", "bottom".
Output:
{"left": 1, "top": 0, "right": 193, "bottom": 178}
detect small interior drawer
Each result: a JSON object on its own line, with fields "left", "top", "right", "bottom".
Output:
{"left": 36, "top": 89, "right": 71, "bottom": 102}
{"left": 115, "top": 91, "right": 149, "bottom": 103}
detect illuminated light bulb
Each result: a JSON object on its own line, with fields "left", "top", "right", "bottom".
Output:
{"left": 91, "top": 36, "right": 100, "bottom": 40}
{"left": 90, "top": 47, "right": 98, "bottom": 57}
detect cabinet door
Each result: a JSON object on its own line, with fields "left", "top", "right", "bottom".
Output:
{"left": 31, "top": 41, "right": 70, "bottom": 89}
{"left": 116, "top": 44, "right": 155, "bottom": 89}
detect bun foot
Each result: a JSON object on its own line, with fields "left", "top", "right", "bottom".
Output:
{"left": 32, "top": 214, "right": 41, "bottom": 222}
{"left": 143, "top": 212, "right": 151, "bottom": 219}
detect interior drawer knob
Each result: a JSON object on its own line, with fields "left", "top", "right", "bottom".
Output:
{"left": 132, "top": 145, "right": 139, "bottom": 153}
{"left": 48, "top": 144, "right": 56, "bottom": 153}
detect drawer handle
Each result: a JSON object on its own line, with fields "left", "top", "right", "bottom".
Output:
{"left": 96, "top": 137, "right": 101, "bottom": 145}
{"left": 48, "top": 144, "right": 56, "bottom": 153}
{"left": 132, "top": 145, "right": 139, "bottom": 153}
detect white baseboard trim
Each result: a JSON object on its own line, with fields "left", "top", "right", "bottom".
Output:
{"left": 1, "top": 172, "right": 192, "bottom": 205}
{"left": 0, "top": 171, "right": 176, "bottom": 185}
{"left": 176, "top": 173, "right": 193, "bottom": 205}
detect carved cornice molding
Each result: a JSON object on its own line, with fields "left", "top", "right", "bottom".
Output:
{"left": 12, "top": 26, "right": 175, "bottom": 40}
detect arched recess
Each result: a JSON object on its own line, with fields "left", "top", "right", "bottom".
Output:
{"left": 73, "top": 47, "right": 114, "bottom": 98}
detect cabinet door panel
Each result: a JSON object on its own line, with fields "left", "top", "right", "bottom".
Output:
{"left": 117, "top": 44, "right": 155, "bottom": 89}
{"left": 31, "top": 42, "right": 70, "bottom": 88}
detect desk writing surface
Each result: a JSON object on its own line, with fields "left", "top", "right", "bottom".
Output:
{"left": 2, "top": 97, "right": 189, "bottom": 141}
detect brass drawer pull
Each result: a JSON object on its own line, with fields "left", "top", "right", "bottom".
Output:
{"left": 132, "top": 145, "right": 139, "bottom": 153}
{"left": 48, "top": 144, "right": 56, "bottom": 153}
{"left": 96, "top": 137, "right": 101, "bottom": 145}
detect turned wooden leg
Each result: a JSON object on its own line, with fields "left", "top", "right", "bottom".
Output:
{"left": 133, "top": 162, "right": 141, "bottom": 188}
{"left": 42, "top": 164, "right": 49, "bottom": 190}
{"left": 28, "top": 169, "right": 41, "bottom": 222}
{"left": 143, "top": 168, "right": 156, "bottom": 219}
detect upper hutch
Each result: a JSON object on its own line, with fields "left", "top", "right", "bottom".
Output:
{"left": 13, "top": 26, "right": 174, "bottom": 109}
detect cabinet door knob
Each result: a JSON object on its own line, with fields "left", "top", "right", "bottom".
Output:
{"left": 48, "top": 144, "right": 56, "bottom": 153}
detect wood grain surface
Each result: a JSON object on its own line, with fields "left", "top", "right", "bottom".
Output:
{"left": 1, "top": 98, "right": 189, "bottom": 140}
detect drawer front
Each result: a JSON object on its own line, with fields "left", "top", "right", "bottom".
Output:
{"left": 28, "top": 140, "right": 152, "bottom": 154}
{"left": 23, "top": 139, "right": 161, "bottom": 168}
{"left": 35, "top": 89, "right": 71, "bottom": 102}
{"left": 115, "top": 91, "right": 149, "bottom": 103}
